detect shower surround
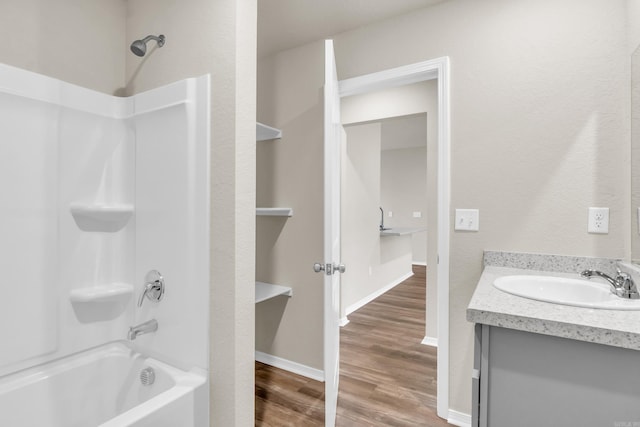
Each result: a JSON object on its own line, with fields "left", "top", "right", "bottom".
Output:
{"left": 0, "top": 63, "right": 210, "bottom": 426}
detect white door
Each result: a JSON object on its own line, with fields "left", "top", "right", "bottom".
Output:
{"left": 323, "top": 39, "right": 343, "bottom": 427}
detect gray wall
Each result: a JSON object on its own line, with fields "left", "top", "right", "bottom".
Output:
{"left": 341, "top": 123, "right": 414, "bottom": 318}
{"left": 0, "top": 0, "right": 126, "bottom": 94}
{"left": 381, "top": 145, "right": 428, "bottom": 264}
{"left": 256, "top": 41, "right": 326, "bottom": 370}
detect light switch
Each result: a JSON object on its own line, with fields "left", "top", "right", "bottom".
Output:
{"left": 455, "top": 209, "right": 479, "bottom": 231}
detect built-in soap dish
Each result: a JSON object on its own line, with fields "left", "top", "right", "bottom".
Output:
{"left": 69, "top": 283, "right": 134, "bottom": 322}
{"left": 70, "top": 203, "right": 134, "bottom": 232}
{"left": 69, "top": 283, "right": 134, "bottom": 303}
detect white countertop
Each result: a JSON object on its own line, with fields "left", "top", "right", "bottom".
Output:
{"left": 467, "top": 265, "right": 640, "bottom": 351}
{"left": 380, "top": 227, "right": 426, "bottom": 236}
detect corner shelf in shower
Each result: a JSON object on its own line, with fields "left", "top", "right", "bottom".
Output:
{"left": 256, "top": 122, "right": 282, "bottom": 141}
{"left": 256, "top": 207, "right": 293, "bottom": 217}
{"left": 70, "top": 203, "right": 134, "bottom": 232}
{"left": 256, "top": 281, "right": 292, "bottom": 303}
{"left": 69, "top": 283, "right": 134, "bottom": 304}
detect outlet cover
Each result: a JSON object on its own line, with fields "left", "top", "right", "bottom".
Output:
{"left": 588, "top": 207, "right": 609, "bottom": 234}
{"left": 413, "top": 211, "right": 422, "bottom": 218}
{"left": 455, "top": 209, "right": 479, "bottom": 231}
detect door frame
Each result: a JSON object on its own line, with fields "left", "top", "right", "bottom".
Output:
{"left": 338, "top": 57, "right": 451, "bottom": 419}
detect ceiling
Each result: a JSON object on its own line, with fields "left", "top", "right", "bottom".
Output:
{"left": 257, "top": 0, "right": 446, "bottom": 58}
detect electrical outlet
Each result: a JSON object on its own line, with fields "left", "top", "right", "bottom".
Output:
{"left": 413, "top": 211, "right": 422, "bottom": 218}
{"left": 388, "top": 211, "right": 393, "bottom": 218}
{"left": 588, "top": 207, "right": 609, "bottom": 234}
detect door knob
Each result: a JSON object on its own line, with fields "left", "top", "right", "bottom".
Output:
{"left": 313, "top": 263, "right": 345, "bottom": 275}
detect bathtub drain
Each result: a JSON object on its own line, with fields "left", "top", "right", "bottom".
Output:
{"left": 140, "top": 367, "right": 156, "bottom": 386}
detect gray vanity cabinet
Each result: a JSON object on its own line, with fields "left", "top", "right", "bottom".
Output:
{"left": 472, "top": 324, "right": 640, "bottom": 427}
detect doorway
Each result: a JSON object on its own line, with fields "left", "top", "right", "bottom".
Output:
{"left": 334, "top": 57, "right": 451, "bottom": 419}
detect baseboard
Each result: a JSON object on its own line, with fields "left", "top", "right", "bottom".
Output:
{"left": 447, "top": 409, "right": 471, "bottom": 427}
{"left": 255, "top": 351, "right": 325, "bottom": 382}
{"left": 339, "top": 316, "right": 350, "bottom": 327}
{"left": 412, "top": 261, "right": 427, "bottom": 266}
{"left": 345, "top": 271, "right": 414, "bottom": 316}
{"left": 421, "top": 336, "right": 438, "bottom": 347}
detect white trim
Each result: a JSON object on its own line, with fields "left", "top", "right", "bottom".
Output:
{"left": 255, "top": 351, "right": 325, "bottom": 382}
{"left": 339, "top": 316, "right": 350, "bottom": 327}
{"left": 421, "top": 336, "right": 438, "bottom": 347}
{"left": 339, "top": 61, "right": 439, "bottom": 97}
{"left": 345, "top": 271, "right": 413, "bottom": 316}
{"left": 412, "top": 261, "right": 427, "bottom": 266}
{"left": 338, "top": 56, "right": 451, "bottom": 419}
{"left": 447, "top": 410, "right": 472, "bottom": 427}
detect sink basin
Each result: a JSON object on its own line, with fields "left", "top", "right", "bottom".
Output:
{"left": 493, "top": 275, "right": 640, "bottom": 310}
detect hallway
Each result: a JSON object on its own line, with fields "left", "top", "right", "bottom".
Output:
{"left": 255, "top": 265, "right": 449, "bottom": 426}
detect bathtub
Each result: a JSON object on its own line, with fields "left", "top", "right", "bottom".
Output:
{"left": 0, "top": 341, "right": 207, "bottom": 427}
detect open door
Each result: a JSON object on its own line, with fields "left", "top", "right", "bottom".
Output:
{"left": 323, "top": 39, "right": 343, "bottom": 427}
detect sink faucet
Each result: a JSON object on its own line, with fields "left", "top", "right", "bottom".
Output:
{"left": 580, "top": 269, "right": 640, "bottom": 299}
{"left": 380, "top": 207, "right": 384, "bottom": 231}
{"left": 128, "top": 319, "right": 158, "bottom": 340}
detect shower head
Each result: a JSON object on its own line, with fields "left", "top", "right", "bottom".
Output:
{"left": 130, "top": 34, "right": 165, "bottom": 57}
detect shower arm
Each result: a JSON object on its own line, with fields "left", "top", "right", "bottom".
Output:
{"left": 141, "top": 34, "right": 165, "bottom": 47}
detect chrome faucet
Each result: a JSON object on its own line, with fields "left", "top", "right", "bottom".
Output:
{"left": 380, "top": 207, "right": 384, "bottom": 231}
{"left": 580, "top": 269, "right": 640, "bottom": 299}
{"left": 128, "top": 319, "right": 158, "bottom": 340}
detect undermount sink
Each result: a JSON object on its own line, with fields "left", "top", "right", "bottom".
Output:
{"left": 493, "top": 275, "right": 640, "bottom": 310}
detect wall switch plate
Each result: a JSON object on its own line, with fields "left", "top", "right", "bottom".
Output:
{"left": 455, "top": 209, "right": 479, "bottom": 231}
{"left": 388, "top": 211, "right": 393, "bottom": 218}
{"left": 413, "top": 211, "right": 422, "bottom": 218}
{"left": 588, "top": 207, "right": 609, "bottom": 234}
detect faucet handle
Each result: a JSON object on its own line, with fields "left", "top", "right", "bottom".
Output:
{"left": 138, "top": 270, "right": 165, "bottom": 307}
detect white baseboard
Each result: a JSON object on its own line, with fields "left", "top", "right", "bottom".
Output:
{"left": 412, "top": 261, "right": 427, "bottom": 266}
{"left": 447, "top": 409, "right": 471, "bottom": 427}
{"left": 255, "top": 351, "right": 324, "bottom": 382}
{"left": 339, "top": 316, "right": 350, "bottom": 327}
{"left": 345, "top": 271, "right": 414, "bottom": 316}
{"left": 421, "top": 336, "right": 438, "bottom": 347}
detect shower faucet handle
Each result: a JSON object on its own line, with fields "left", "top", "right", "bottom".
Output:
{"left": 138, "top": 270, "right": 165, "bottom": 307}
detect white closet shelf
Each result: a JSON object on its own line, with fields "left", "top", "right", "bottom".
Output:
{"left": 256, "top": 122, "right": 282, "bottom": 141}
{"left": 69, "top": 283, "right": 134, "bottom": 304}
{"left": 256, "top": 207, "right": 293, "bottom": 217}
{"left": 70, "top": 203, "right": 134, "bottom": 232}
{"left": 256, "top": 281, "right": 292, "bottom": 303}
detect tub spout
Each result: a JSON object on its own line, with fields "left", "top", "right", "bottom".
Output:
{"left": 128, "top": 319, "right": 158, "bottom": 340}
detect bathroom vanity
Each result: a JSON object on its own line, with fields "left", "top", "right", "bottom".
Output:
{"left": 467, "top": 253, "right": 640, "bottom": 427}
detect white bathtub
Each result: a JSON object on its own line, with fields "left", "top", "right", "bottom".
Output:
{"left": 0, "top": 341, "right": 207, "bottom": 427}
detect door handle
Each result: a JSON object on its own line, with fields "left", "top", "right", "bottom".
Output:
{"left": 313, "top": 263, "right": 346, "bottom": 275}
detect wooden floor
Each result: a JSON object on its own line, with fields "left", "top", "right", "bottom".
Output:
{"left": 255, "top": 265, "right": 451, "bottom": 426}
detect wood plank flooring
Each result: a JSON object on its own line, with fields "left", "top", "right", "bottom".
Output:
{"left": 255, "top": 266, "right": 451, "bottom": 426}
